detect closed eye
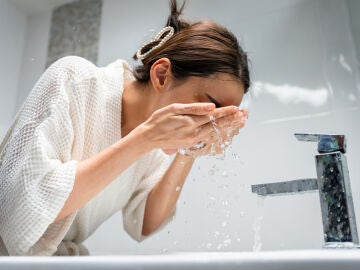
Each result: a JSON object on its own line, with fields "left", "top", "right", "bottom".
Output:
{"left": 205, "top": 94, "right": 222, "bottom": 108}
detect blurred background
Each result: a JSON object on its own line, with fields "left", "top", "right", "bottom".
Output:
{"left": 0, "top": 0, "right": 359, "bottom": 254}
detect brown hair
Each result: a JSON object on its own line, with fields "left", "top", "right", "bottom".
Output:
{"left": 133, "top": 0, "right": 250, "bottom": 93}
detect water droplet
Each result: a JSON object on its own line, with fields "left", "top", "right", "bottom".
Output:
{"left": 237, "top": 238, "right": 241, "bottom": 242}
{"left": 330, "top": 167, "right": 334, "bottom": 172}
{"left": 175, "top": 186, "right": 181, "bottom": 192}
{"left": 337, "top": 217, "right": 341, "bottom": 222}
{"left": 30, "top": 58, "right": 35, "bottom": 62}
{"left": 222, "top": 221, "right": 227, "bottom": 227}
{"left": 210, "top": 143, "right": 216, "bottom": 156}
{"left": 240, "top": 211, "right": 245, "bottom": 217}
{"left": 223, "top": 239, "right": 231, "bottom": 246}
{"left": 214, "top": 231, "right": 220, "bottom": 238}
{"left": 222, "top": 171, "right": 228, "bottom": 178}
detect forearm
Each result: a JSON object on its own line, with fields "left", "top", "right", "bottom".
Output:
{"left": 142, "top": 153, "right": 195, "bottom": 236}
{"left": 54, "top": 127, "right": 152, "bottom": 222}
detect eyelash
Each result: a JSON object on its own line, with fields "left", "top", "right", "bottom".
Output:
{"left": 208, "top": 97, "right": 220, "bottom": 108}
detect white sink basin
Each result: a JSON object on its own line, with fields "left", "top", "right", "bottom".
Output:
{"left": 1, "top": 250, "right": 360, "bottom": 269}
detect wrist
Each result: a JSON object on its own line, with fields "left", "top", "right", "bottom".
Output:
{"left": 175, "top": 152, "right": 196, "bottom": 164}
{"left": 114, "top": 124, "right": 155, "bottom": 155}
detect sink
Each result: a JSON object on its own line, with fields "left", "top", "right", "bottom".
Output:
{"left": 1, "top": 250, "right": 360, "bottom": 269}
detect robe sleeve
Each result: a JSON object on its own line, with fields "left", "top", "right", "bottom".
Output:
{"left": 0, "top": 56, "right": 88, "bottom": 255}
{"left": 122, "top": 150, "right": 175, "bottom": 242}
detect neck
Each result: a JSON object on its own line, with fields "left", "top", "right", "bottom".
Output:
{"left": 121, "top": 80, "right": 156, "bottom": 137}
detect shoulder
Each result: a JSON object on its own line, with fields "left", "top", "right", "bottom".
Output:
{"left": 49, "top": 55, "right": 97, "bottom": 73}
{"left": 46, "top": 56, "right": 98, "bottom": 83}
{"left": 51, "top": 56, "right": 96, "bottom": 70}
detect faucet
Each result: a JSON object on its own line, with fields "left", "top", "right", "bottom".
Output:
{"left": 251, "top": 133, "right": 359, "bottom": 248}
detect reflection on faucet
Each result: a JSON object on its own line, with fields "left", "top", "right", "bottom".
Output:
{"left": 251, "top": 133, "right": 359, "bottom": 248}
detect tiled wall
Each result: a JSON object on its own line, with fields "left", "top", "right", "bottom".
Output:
{"left": 46, "top": 0, "right": 102, "bottom": 67}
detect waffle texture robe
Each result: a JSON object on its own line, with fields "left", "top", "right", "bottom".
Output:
{"left": 0, "top": 56, "right": 172, "bottom": 256}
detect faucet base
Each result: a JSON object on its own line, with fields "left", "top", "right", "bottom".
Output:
{"left": 323, "top": 242, "right": 360, "bottom": 249}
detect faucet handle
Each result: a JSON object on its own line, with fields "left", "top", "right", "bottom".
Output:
{"left": 294, "top": 133, "right": 346, "bottom": 154}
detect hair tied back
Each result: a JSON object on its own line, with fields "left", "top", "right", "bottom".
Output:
{"left": 136, "top": 26, "right": 175, "bottom": 61}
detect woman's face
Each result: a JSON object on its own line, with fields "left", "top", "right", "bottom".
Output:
{"left": 163, "top": 73, "right": 245, "bottom": 109}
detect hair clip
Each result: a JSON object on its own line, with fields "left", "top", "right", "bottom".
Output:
{"left": 136, "top": 26, "right": 175, "bottom": 61}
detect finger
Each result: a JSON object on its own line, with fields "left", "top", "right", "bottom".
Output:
{"left": 214, "top": 111, "right": 245, "bottom": 130}
{"left": 162, "top": 149, "right": 178, "bottom": 155}
{"left": 195, "top": 122, "right": 217, "bottom": 140}
{"left": 212, "top": 106, "right": 239, "bottom": 120}
{"left": 239, "top": 109, "right": 249, "bottom": 119}
{"left": 191, "top": 105, "right": 239, "bottom": 127}
{"left": 161, "top": 103, "right": 216, "bottom": 116}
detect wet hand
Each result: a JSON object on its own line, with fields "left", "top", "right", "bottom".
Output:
{"left": 136, "top": 103, "right": 239, "bottom": 154}
{"left": 178, "top": 108, "right": 248, "bottom": 157}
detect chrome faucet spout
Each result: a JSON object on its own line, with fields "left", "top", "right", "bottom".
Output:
{"left": 252, "top": 178, "right": 318, "bottom": 196}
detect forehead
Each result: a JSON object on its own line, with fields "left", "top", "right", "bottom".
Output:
{"left": 197, "top": 73, "right": 244, "bottom": 107}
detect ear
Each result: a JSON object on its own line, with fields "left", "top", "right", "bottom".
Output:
{"left": 149, "top": 58, "right": 172, "bottom": 94}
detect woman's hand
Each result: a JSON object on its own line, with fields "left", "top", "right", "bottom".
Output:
{"left": 134, "top": 103, "right": 239, "bottom": 153}
{"left": 176, "top": 108, "right": 248, "bottom": 157}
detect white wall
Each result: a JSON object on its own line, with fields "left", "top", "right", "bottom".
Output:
{"left": 0, "top": 0, "right": 51, "bottom": 139}
{"left": 347, "top": 0, "right": 360, "bottom": 65}
{"left": 2, "top": 0, "right": 360, "bottom": 254}
{"left": 0, "top": 0, "right": 27, "bottom": 139}
{"left": 15, "top": 12, "right": 52, "bottom": 113}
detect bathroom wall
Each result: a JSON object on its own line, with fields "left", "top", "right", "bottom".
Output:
{"left": 2, "top": 0, "right": 359, "bottom": 254}
{"left": 347, "top": 0, "right": 360, "bottom": 65}
{"left": 0, "top": 0, "right": 27, "bottom": 138}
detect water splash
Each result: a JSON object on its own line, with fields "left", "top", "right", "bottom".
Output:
{"left": 232, "top": 152, "right": 240, "bottom": 160}
{"left": 209, "top": 114, "right": 226, "bottom": 159}
{"left": 177, "top": 113, "right": 229, "bottom": 158}
{"left": 253, "top": 196, "right": 266, "bottom": 252}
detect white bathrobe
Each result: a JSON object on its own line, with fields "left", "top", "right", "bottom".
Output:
{"left": 0, "top": 56, "right": 172, "bottom": 256}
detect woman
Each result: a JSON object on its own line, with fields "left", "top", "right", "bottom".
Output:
{"left": 0, "top": 0, "right": 250, "bottom": 255}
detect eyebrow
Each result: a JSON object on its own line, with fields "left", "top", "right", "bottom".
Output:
{"left": 206, "top": 94, "right": 222, "bottom": 108}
